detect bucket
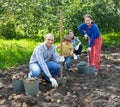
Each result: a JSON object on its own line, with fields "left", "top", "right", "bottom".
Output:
{"left": 12, "top": 72, "right": 25, "bottom": 93}
{"left": 12, "top": 79, "right": 25, "bottom": 93}
{"left": 23, "top": 78, "right": 39, "bottom": 96}
{"left": 76, "top": 61, "right": 88, "bottom": 74}
{"left": 76, "top": 62, "right": 96, "bottom": 74}
{"left": 87, "top": 66, "right": 96, "bottom": 73}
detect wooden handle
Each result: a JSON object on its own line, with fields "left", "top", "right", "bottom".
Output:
{"left": 60, "top": 10, "right": 63, "bottom": 79}
{"left": 60, "top": 10, "right": 63, "bottom": 56}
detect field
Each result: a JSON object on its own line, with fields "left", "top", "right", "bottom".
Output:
{"left": 0, "top": 45, "right": 120, "bottom": 107}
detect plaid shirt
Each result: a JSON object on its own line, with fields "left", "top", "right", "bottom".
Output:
{"left": 29, "top": 42, "right": 60, "bottom": 77}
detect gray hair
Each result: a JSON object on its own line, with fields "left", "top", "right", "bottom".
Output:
{"left": 45, "top": 33, "right": 54, "bottom": 39}
{"left": 84, "top": 14, "right": 93, "bottom": 20}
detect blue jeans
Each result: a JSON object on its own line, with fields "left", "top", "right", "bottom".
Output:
{"left": 28, "top": 61, "right": 60, "bottom": 80}
{"left": 63, "top": 56, "right": 71, "bottom": 69}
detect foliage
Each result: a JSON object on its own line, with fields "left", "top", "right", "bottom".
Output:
{"left": 0, "top": 0, "right": 120, "bottom": 40}
{"left": 102, "top": 32, "right": 120, "bottom": 47}
{"left": 0, "top": 39, "right": 37, "bottom": 69}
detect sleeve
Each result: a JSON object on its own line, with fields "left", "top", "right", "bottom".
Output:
{"left": 52, "top": 47, "right": 60, "bottom": 63}
{"left": 35, "top": 47, "right": 52, "bottom": 78}
{"left": 70, "top": 44, "right": 74, "bottom": 55}
{"left": 89, "top": 27, "right": 98, "bottom": 47}
{"left": 76, "top": 37, "right": 82, "bottom": 45}
{"left": 89, "top": 35, "right": 95, "bottom": 47}
{"left": 78, "top": 23, "right": 86, "bottom": 35}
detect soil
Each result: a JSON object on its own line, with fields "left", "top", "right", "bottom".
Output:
{"left": 0, "top": 45, "right": 120, "bottom": 107}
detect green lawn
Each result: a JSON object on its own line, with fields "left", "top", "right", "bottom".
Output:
{"left": 0, "top": 39, "right": 38, "bottom": 69}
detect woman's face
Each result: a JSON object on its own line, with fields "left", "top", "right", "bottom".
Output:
{"left": 69, "top": 32, "right": 74, "bottom": 39}
{"left": 85, "top": 17, "right": 93, "bottom": 27}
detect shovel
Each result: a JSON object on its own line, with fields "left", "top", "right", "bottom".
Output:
{"left": 57, "top": 10, "right": 67, "bottom": 85}
{"left": 87, "top": 49, "right": 96, "bottom": 75}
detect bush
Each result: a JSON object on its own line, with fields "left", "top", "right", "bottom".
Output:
{"left": 1, "top": 21, "right": 16, "bottom": 39}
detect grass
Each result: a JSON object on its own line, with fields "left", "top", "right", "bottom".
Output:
{"left": 0, "top": 39, "right": 39, "bottom": 70}
{"left": 0, "top": 32, "right": 120, "bottom": 70}
{"left": 102, "top": 32, "right": 120, "bottom": 47}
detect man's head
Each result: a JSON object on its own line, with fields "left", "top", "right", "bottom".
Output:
{"left": 45, "top": 33, "right": 54, "bottom": 48}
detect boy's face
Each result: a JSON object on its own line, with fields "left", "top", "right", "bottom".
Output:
{"left": 65, "top": 40, "right": 70, "bottom": 45}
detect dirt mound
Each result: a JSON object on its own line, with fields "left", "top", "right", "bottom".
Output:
{"left": 0, "top": 45, "right": 120, "bottom": 107}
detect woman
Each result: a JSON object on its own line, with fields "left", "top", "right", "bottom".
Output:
{"left": 78, "top": 14, "right": 102, "bottom": 76}
{"left": 68, "top": 30, "right": 82, "bottom": 59}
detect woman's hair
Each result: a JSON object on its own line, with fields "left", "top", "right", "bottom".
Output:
{"left": 83, "top": 14, "right": 93, "bottom": 20}
{"left": 84, "top": 14, "right": 94, "bottom": 23}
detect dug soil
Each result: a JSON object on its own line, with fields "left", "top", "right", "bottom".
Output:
{"left": 0, "top": 45, "right": 120, "bottom": 107}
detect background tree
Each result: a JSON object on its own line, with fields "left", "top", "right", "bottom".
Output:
{"left": 0, "top": 0, "right": 119, "bottom": 40}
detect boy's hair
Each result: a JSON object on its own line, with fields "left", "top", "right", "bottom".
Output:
{"left": 63, "top": 35, "right": 71, "bottom": 42}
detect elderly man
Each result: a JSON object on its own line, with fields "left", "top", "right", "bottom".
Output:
{"left": 28, "top": 33, "right": 64, "bottom": 87}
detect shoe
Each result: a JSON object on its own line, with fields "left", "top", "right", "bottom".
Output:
{"left": 94, "top": 71, "right": 98, "bottom": 76}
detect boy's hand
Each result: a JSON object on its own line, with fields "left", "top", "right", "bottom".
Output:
{"left": 59, "top": 56, "right": 65, "bottom": 62}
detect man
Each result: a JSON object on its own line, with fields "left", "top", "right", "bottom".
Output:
{"left": 28, "top": 33, "right": 64, "bottom": 87}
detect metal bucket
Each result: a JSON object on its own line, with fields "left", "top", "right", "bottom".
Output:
{"left": 87, "top": 66, "right": 96, "bottom": 73}
{"left": 12, "top": 72, "right": 25, "bottom": 93}
{"left": 23, "top": 78, "right": 39, "bottom": 96}
{"left": 76, "top": 62, "right": 96, "bottom": 74}
{"left": 12, "top": 79, "right": 25, "bottom": 93}
{"left": 76, "top": 61, "right": 88, "bottom": 74}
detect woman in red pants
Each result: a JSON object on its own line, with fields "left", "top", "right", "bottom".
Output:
{"left": 78, "top": 14, "right": 102, "bottom": 76}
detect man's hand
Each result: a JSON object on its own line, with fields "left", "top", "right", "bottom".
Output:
{"left": 84, "top": 34, "right": 88, "bottom": 39}
{"left": 59, "top": 56, "right": 65, "bottom": 62}
{"left": 87, "top": 47, "right": 91, "bottom": 52}
{"left": 50, "top": 78, "right": 58, "bottom": 87}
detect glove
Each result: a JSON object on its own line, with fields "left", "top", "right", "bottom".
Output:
{"left": 59, "top": 56, "right": 65, "bottom": 62}
{"left": 50, "top": 78, "right": 58, "bottom": 87}
{"left": 75, "top": 43, "right": 81, "bottom": 50}
{"left": 84, "top": 34, "right": 88, "bottom": 39}
{"left": 87, "top": 47, "right": 91, "bottom": 52}
{"left": 73, "top": 54, "right": 78, "bottom": 60}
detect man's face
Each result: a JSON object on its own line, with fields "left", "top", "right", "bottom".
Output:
{"left": 45, "top": 35, "right": 54, "bottom": 48}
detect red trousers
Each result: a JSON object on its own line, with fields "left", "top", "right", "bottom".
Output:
{"left": 88, "top": 36, "right": 102, "bottom": 71}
